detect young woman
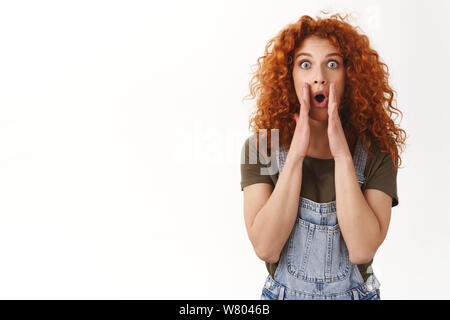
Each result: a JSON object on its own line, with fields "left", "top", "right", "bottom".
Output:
{"left": 240, "top": 13, "right": 406, "bottom": 300}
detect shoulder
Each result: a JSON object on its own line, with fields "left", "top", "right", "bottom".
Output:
{"left": 363, "top": 141, "right": 399, "bottom": 207}
{"left": 240, "top": 133, "right": 271, "bottom": 165}
{"left": 240, "top": 135, "right": 254, "bottom": 164}
{"left": 364, "top": 141, "right": 397, "bottom": 175}
{"left": 240, "top": 133, "right": 278, "bottom": 191}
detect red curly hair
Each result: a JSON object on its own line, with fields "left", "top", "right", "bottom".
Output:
{"left": 243, "top": 12, "right": 407, "bottom": 169}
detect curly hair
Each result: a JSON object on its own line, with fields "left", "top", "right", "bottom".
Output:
{"left": 243, "top": 12, "right": 407, "bottom": 169}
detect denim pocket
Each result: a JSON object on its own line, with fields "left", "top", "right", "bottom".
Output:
{"left": 260, "top": 278, "right": 279, "bottom": 300}
{"left": 367, "top": 289, "right": 380, "bottom": 300}
{"left": 358, "top": 288, "right": 380, "bottom": 300}
{"left": 260, "top": 287, "right": 277, "bottom": 300}
{"left": 287, "top": 217, "right": 351, "bottom": 283}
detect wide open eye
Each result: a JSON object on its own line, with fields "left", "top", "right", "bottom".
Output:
{"left": 328, "top": 60, "right": 339, "bottom": 68}
{"left": 299, "top": 61, "right": 311, "bottom": 69}
{"left": 299, "top": 60, "right": 339, "bottom": 69}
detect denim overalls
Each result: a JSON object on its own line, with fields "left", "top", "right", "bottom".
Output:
{"left": 261, "top": 138, "right": 381, "bottom": 300}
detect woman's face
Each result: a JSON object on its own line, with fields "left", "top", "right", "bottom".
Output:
{"left": 292, "top": 36, "right": 346, "bottom": 122}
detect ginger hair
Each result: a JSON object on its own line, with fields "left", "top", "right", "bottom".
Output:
{"left": 243, "top": 12, "right": 407, "bottom": 169}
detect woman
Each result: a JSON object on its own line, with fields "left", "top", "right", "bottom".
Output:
{"left": 240, "top": 13, "right": 406, "bottom": 300}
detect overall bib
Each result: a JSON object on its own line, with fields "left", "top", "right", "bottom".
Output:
{"left": 261, "top": 139, "right": 381, "bottom": 300}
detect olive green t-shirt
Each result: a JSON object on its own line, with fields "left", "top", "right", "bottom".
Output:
{"left": 240, "top": 134, "right": 399, "bottom": 282}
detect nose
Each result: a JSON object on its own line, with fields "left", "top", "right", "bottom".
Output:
{"left": 313, "top": 68, "right": 327, "bottom": 86}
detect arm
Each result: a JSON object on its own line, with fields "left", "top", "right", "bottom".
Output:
{"left": 243, "top": 154, "right": 303, "bottom": 263}
{"left": 334, "top": 156, "right": 392, "bottom": 264}
{"left": 243, "top": 83, "right": 312, "bottom": 263}
{"left": 326, "top": 82, "right": 392, "bottom": 264}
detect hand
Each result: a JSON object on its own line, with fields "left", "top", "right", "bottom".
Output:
{"left": 327, "top": 82, "right": 351, "bottom": 160}
{"left": 289, "top": 83, "right": 311, "bottom": 162}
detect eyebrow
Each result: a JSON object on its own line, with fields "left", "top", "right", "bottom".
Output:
{"left": 295, "top": 52, "right": 343, "bottom": 60}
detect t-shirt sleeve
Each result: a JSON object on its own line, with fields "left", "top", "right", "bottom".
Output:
{"left": 240, "top": 136, "right": 275, "bottom": 191}
{"left": 364, "top": 149, "right": 399, "bottom": 208}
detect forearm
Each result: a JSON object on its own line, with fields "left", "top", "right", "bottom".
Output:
{"left": 250, "top": 154, "right": 303, "bottom": 262}
{"left": 334, "top": 156, "right": 381, "bottom": 263}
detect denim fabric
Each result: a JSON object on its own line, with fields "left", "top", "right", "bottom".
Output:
{"left": 260, "top": 138, "right": 381, "bottom": 300}
{"left": 261, "top": 273, "right": 381, "bottom": 300}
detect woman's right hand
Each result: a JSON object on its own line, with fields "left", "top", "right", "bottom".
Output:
{"left": 288, "top": 84, "right": 311, "bottom": 162}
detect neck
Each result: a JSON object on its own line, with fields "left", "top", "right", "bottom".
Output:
{"left": 307, "top": 118, "right": 332, "bottom": 159}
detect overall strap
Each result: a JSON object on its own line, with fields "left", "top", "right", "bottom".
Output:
{"left": 352, "top": 138, "right": 368, "bottom": 185}
{"left": 278, "top": 139, "right": 368, "bottom": 186}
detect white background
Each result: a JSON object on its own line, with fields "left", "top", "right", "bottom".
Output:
{"left": 0, "top": 0, "right": 449, "bottom": 300}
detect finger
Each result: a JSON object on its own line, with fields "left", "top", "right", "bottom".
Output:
{"left": 329, "top": 82, "right": 336, "bottom": 106}
{"left": 329, "top": 101, "right": 338, "bottom": 120}
{"left": 328, "top": 98, "right": 334, "bottom": 117}
{"left": 300, "top": 84, "right": 310, "bottom": 118}
{"left": 328, "top": 83, "right": 337, "bottom": 117}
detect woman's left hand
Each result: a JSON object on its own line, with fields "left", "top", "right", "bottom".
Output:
{"left": 327, "top": 82, "right": 351, "bottom": 160}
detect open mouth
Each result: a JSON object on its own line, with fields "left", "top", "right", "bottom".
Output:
{"left": 314, "top": 94, "right": 326, "bottom": 103}
{"left": 312, "top": 93, "right": 328, "bottom": 107}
